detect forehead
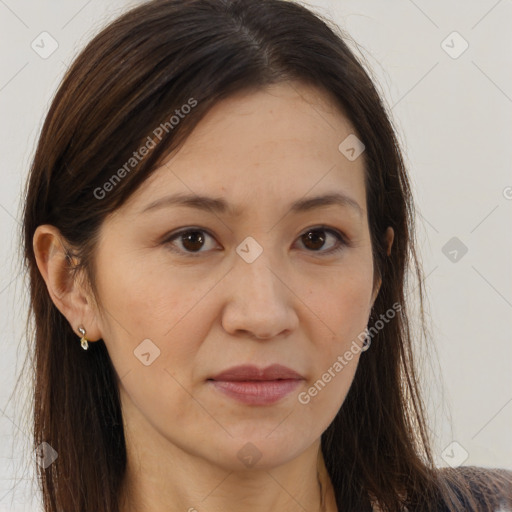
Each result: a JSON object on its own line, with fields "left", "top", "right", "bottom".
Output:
{"left": 125, "top": 81, "right": 367, "bottom": 218}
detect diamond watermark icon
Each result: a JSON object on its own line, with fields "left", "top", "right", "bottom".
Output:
{"left": 134, "top": 338, "right": 161, "bottom": 366}
{"left": 35, "top": 442, "right": 58, "bottom": 469}
{"left": 441, "top": 31, "right": 469, "bottom": 59}
{"left": 237, "top": 442, "right": 263, "bottom": 468}
{"left": 31, "top": 31, "right": 59, "bottom": 59}
{"left": 338, "top": 134, "right": 365, "bottom": 161}
{"left": 441, "top": 441, "right": 469, "bottom": 468}
{"left": 236, "top": 236, "right": 263, "bottom": 263}
{"left": 442, "top": 236, "right": 468, "bottom": 263}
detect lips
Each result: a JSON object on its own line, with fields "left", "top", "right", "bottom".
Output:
{"left": 209, "top": 364, "right": 304, "bottom": 382}
{"left": 208, "top": 364, "right": 304, "bottom": 405}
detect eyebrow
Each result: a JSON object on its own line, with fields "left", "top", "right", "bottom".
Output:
{"left": 139, "top": 191, "right": 363, "bottom": 218}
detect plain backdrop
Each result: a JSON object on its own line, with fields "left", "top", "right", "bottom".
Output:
{"left": 1, "top": 0, "right": 511, "bottom": 509}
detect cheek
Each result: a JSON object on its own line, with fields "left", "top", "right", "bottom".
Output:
{"left": 95, "top": 245, "right": 207, "bottom": 339}
{"left": 299, "top": 256, "right": 375, "bottom": 346}
{"left": 92, "top": 247, "right": 215, "bottom": 389}
{"left": 99, "top": 268, "right": 218, "bottom": 443}
{"left": 295, "top": 353, "right": 359, "bottom": 436}
{"left": 290, "top": 287, "right": 370, "bottom": 438}
{"left": 293, "top": 255, "right": 373, "bottom": 410}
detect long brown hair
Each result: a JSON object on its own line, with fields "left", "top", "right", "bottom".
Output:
{"left": 19, "top": 0, "right": 511, "bottom": 511}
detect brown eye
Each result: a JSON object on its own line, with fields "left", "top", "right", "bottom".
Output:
{"left": 180, "top": 231, "right": 205, "bottom": 252}
{"left": 163, "top": 228, "right": 219, "bottom": 256}
{"left": 297, "top": 227, "right": 347, "bottom": 255}
{"left": 302, "top": 229, "right": 326, "bottom": 250}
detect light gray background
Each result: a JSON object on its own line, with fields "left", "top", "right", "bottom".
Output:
{"left": 1, "top": 0, "right": 511, "bottom": 510}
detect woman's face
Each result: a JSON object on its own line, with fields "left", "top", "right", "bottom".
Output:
{"left": 91, "top": 81, "right": 384, "bottom": 470}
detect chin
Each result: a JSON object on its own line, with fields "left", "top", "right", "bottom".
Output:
{"left": 204, "top": 431, "right": 312, "bottom": 472}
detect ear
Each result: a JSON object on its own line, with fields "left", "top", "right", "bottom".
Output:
{"left": 33, "top": 224, "right": 103, "bottom": 343}
{"left": 370, "top": 227, "right": 395, "bottom": 307}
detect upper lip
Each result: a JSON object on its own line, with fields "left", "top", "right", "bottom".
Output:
{"left": 209, "top": 364, "right": 304, "bottom": 381}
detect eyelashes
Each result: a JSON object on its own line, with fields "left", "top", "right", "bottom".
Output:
{"left": 161, "top": 225, "right": 349, "bottom": 258}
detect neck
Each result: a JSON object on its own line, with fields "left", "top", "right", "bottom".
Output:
{"left": 119, "top": 432, "right": 337, "bottom": 512}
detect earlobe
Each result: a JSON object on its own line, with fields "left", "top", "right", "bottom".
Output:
{"left": 33, "top": 225, "right": 103, "bottom": 342}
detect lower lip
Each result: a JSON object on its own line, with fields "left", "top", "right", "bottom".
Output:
{"left": 209, "top": 379, "right": 302, "bottom": 405}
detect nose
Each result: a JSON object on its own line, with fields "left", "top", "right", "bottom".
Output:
{"left": 221, "top": 251, "right": 299, "bottom": 340}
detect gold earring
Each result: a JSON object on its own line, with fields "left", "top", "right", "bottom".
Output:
{"left": 78, "top": 326, "right": 88, "bottom": 350}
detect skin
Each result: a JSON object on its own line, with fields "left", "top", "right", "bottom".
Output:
{"left": 34, "top": 81, "right": 393, "bottom": 512}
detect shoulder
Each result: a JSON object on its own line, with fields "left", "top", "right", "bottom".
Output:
{"left": 434, "top": 465, "right": 512, "bottom": 511}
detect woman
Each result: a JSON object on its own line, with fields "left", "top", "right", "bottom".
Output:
{"left": 21, "top": 0, "right": 511, "bottom": 510}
